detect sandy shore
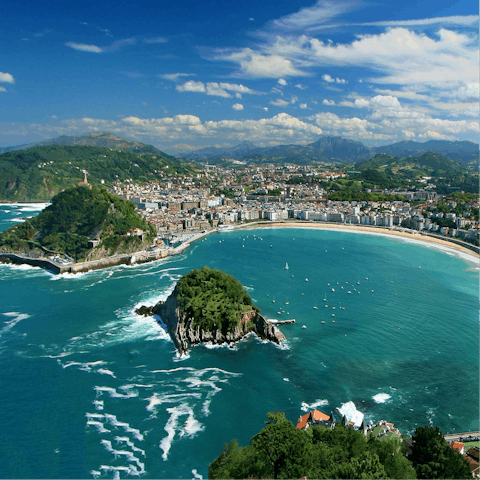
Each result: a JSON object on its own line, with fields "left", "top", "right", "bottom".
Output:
{"left": 235, "top": 221, "right": 479, "bottom": 265}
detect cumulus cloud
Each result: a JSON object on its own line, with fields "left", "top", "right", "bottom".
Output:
{"left": 232, "top": 103, "right": 244, "bottom": 110}
{"left": 176, "top": 80, "right": 257, "bottom": 98}
{"left": 0, "top": 86, "right": 7, "bottom": 92}
{"left": 278, "top": 78, "right": 288, "bottom": 86}
{"left": 65, "top": 42, "right": 103, "bottom": 53}
{"left": 176, "top": 81, "right": 206, "bottom": 93}
{"left": 322, "top": 99, "right": 335, "bottom": 105}
{"left": 322, "top": 74, "right": 347, "bottom": 84}
{"left": 0, "top": 72, "right": 15, "bottom": 84}
{"left": 270, "top": 98, "right": 290, "bottom": 106}
{"left": 299, "top": 103, "right": 308, "bottom": 109}
{"left": 295, "top": 84, "right": 307, "bottom": 89}
{"left": 290, "top": 95, "right": 298, "bottom": 104}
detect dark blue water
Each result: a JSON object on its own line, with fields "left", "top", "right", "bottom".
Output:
{"left": 0, "top": 204, "right": 478, "bottom": 479}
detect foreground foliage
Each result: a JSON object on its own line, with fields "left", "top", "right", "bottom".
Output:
{"left": 174, "top": 266, "right": 257, "bottom": 333}
{"left": 0, "top": 185, "right": 155, "bottom": 260}
{"left": 210, "top": 413, "right": 471, "bottom": 479}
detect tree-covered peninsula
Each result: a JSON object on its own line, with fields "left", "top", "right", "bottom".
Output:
{"left": 137, "top": 266, "right": 286, "bottom": 354}
{"left": 0, "top": 185, "right": 155, "bottom": 261}
{"left": 209, "top": 413, "right": 471, "bottom": 479}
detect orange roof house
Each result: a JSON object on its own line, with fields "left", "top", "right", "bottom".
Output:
{"left": 451, "top": 441, "right": 465, "bottom": 455}
{"left": 296, "top": 410, "right": 330, "bottom": 430}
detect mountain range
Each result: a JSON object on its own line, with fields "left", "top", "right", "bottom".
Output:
{"left": 1, "top": 132, "right": 478, "bottom": 166}
{"left": 176, "top": 137, "right": 478, "bottom": 165}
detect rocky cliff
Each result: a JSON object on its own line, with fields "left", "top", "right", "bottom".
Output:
{"left": 137, "top": 292, "right": 286, "bottom": 355}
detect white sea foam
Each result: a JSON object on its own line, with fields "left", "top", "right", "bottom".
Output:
{"left": 100, "top": 439, "right": 145, "bottom": 473}
{"left": 90, "top": 470, "right": 101, "bottom": 478}
{"left": 63, "top": 360, "right": 105, "bottom": 371}
{"left": 95, "top": 386, "right": 138, "bottom": 399}
{"left": 337, "top": 401, "right": 364, "bottom": 427}
{"left": 103, "top": 413, "right": 144, "bottom": 441}
{"left": 301, "top": 399, "right": 328, "bottom": 412}
{"left": 87, "top": 420, "right": 111, "bottom": 434}
{"left": 97, "top": 368, "right": 116, "bottom": 378}
{"left": 372, "top": 393, "right": 392, "bottom": 404}
{"left": 160, "top": 404, "right": 204, "bottom": 461}
{"left": 93, "top": 400, "right": 104, "bottom": 411}
{"left": 192, "top": 469, "right": 203, "bottom": 479}
{"left": 283, "top": 378, "right": 290, "bottom": 382}
{"left": 1, "top": 312, "right": 30, "bottom": 336}
{"left": 151, "top": 367, "right": 195, "bottom": 374}
{"left": 146, "top": 393, "right": 202, "bottom": 412}
{"left": 115, "top": 436, "right": 146, "bottom": 456}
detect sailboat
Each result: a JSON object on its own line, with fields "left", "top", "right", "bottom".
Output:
{"left": 285, "top": 262, "right": 289, "bottom": 270}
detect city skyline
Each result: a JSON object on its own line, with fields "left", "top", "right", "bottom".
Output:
{"left": 1, "top": 0, "right": 478, "bottom": 150}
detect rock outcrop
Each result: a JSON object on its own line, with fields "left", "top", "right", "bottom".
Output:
{"left": 137, "top": 292, "right": 286, "bottom": 355}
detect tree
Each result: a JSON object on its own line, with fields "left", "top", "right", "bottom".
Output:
{"left": 250, "top": 411, "right": 314, "bottom": 479}
{"left": 410, "top": 426, "right": 471, "bottom": 479}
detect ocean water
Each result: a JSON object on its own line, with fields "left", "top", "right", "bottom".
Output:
{"left": 0, "top": 204, "right": 478, "bottom": 479}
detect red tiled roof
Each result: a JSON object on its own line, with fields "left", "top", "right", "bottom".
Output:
{"left": 296, "top": 413, "right": 310, "bottom": 429}
{"left": 311, "top": 410, "right": 330, "bottom": 422}
{"left": 451, "top": 441, "right": 465, "bottom": 452}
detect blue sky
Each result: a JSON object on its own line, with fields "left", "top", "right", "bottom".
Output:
{"left": 1, "top": 0, "right": 478, "bottom": 152}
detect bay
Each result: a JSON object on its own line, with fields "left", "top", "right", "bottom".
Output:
{"left": 0, "top": 205, "right": 478, "bottom": 479}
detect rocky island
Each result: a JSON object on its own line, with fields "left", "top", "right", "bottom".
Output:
{"left": 137, "top": 266, "right": 286, "bottom": 354}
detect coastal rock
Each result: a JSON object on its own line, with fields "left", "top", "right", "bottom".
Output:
{"left": 137, "top": 292, "right": 286, "bottom": 355}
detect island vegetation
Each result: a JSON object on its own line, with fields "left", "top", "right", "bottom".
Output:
{"left": 209, "top": 413, "right": 472, "bottom": 479}
{"left": 173, "top": 266, "right": 258, "bottom": 333}
{"left": 0, "top": 185, "right": 155, "bottom": 261}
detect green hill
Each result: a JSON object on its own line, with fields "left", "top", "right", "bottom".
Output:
{"left": 0, "top": 144, "right": 194, "bottom": 201}
{"left": 0, "top": 185, "right": 156, "bottom": 261}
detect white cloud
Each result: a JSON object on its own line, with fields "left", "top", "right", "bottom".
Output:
{"left": 290, "top": 95, "right": 298, "bottom": 104}
{"left": 0, "top": 86, "right": 7, "bottom": 92}
{"left": 176, "top": 81, "right": 206, "bottom": 93}
{"left": 299, "top": 103, "right": 308, "bottom": 109}
{"left": 268, "top": 27, "right": 478, "bottom": 90}
{"left": 0, "top": 72, "right": 15, "bottom": 84}
{"left": 278, "top": 78, "right": 288, "bottom": 86}
{"left": 214, "top": 49, "right": 308, "bottom": 78}
{"left": 65, "top": 42, "right": 103, "bottom": 53}
{"left": 270, "top": 0, "right": 358, "bottom": 31}
{"left": 159, "top": 73, "right": 193, "bottom": 82}
{"left": 232, "top": 103, "right": 244, "bottom": 110}
{"left": 357, "top": 14, "right": 479, "bottom": 28}
{"left": 176, "top": 81, "right": 256, "bottom": 98}
{"left": 322, "top": 74, "right": 347, "bottom": 84}
{"left": 322, "top": 99, "right": 335, "bottom": 105}
{"left": 295, "top": 84, "right": 307, "bottom": 89}
{"left": 263, "top": 107, "right": 269, "bottom": 111}
{"left": 270, "top": 98, "right": 290, "bottom": 106}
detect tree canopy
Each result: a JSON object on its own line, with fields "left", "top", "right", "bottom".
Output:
{"left": 174, "top": 266, "right": 257, "bottom": 333}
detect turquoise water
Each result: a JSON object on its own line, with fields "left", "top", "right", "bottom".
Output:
{"left": 0, "top": 204, "right": 478, "bottom": 479}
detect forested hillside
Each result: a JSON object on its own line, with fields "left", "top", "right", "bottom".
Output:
{"left": 0, "top": 185, "right": 155, "bottom": 260}
{"left": 0, "top": 145, "right": 194, "bottom": 201}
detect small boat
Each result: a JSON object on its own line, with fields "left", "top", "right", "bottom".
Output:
{"left": 272, "top": 300, "right": 275, "bottom": 303}
{"left": 418, "top": 266, "right": 421, "bottom": 269}
{"left": 331, "top": 288, "right": 335, "bottom": 292}
{"left": 285, "top": 302, "right": 289, "bottom": 305}
{"left": 332, "top": 307, "right": 336, "bottom": 310}
{"left": 291, "top": 275, "right": 294, "bottom": 278}
{"left": 302, "top": 325, "right": 307, "bottom": 329}
{"left": 341, "top": 286, "right": 344, "bottom": 289}
{"left": 270, "top": 245, "right": 273, "bottom": 248}
{"left": 285, "top": 262, "right": 289, "bottom": 270}
{"left": 321, "top": 321, "right": 326, "bottom": 324}
{"left": 347, "top": 291, "right": 351, "bottom": 294}
{"left": 305, "top": 278, "right": 309, "bottom": 282}
{"left": 325, "top": 305, "right": 328, "bottom": 308}
{"left": 332, "top": 314, "right": 335, "bottom": 317}
{"left": 313, "top": 306, "right": 318, "bottom": 309}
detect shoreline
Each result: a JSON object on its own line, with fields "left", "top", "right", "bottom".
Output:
{"left": 1, "top": 222, "right": 478, "bottom": 274}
